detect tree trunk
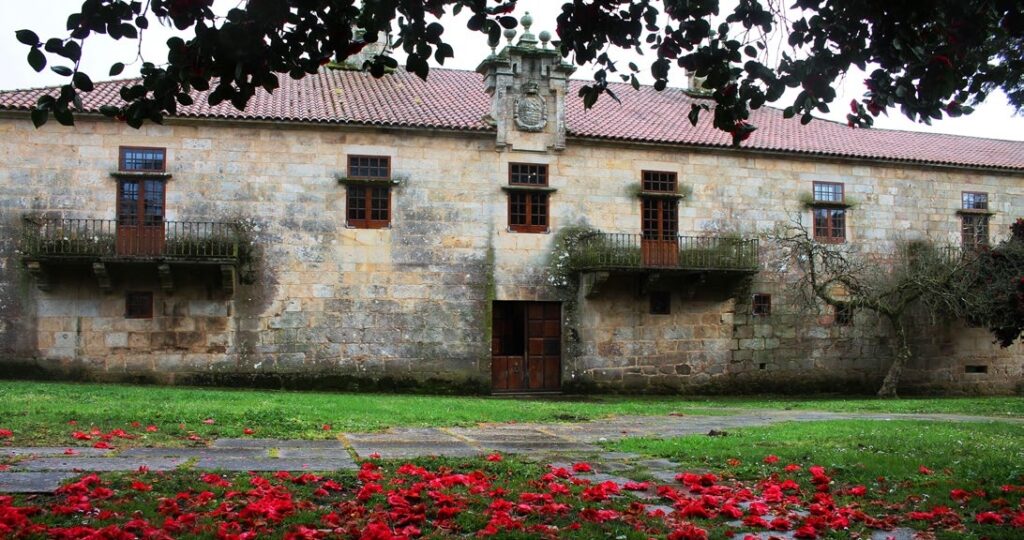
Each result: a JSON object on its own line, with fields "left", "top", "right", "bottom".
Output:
{"left": 877, "top": 317, "right": 911, "bottom": 398}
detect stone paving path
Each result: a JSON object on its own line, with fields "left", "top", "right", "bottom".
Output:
{"left": 1, "top": 410, "right": 1019, "bottom": 493}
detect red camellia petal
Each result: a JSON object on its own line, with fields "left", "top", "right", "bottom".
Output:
{"left": 763, "top": 454, "right": 780, "bottom": 464}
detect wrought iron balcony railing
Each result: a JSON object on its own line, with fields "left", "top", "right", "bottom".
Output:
{"left": 569, "top": 232, "right": 759, "bottom": 272}
{"left": 22, "top": 218, "right": 241, "bottom": 262}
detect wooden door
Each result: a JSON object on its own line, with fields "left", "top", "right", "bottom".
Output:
{"left": 641, "top": 197, "right": 678, "bottom": 267}
{"left": 117, "top": 179, "right": 165, "bottom": 256}
{"left": 492, "top": 301, "right": 561, "bottom": 392}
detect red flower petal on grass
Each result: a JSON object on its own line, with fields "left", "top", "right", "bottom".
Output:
{"left": 322, "top": 424, "right": 332, "bottom": 431}
{"left": 849, "top": 485, "right": 867, "bottom": 496}
{"left": 571, "top": 462, "right": 593, "bottom": 473}
{"left": 976, "top": 511, "right": 1005, "bottom": 524}
{"left": 131, "top": 480, "right": 152, "bottom": 492}
{"left": 145, "top": 425, "right": 158, "bottom": 432}
{"left": 763, "top": 454, "right": 780, "bottom": 464}
{"left": 71, "top": 431, "right": 92, "bottom": 441}
{"left": 0, "top": 429, "right": 13, "bottom": 438}
{"left": 92, "top": 441, "right": 114, "bottom": 449}
{"left": 243, "top": 428, "right": 255, "bottom": 435}
{"left": 918, "top": 465, "right": 933, "bottom": 475}
{"left": 486, "top": 453, "right": 503, "bottom": 462}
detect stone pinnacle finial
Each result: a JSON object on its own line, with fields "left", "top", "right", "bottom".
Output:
{"left": 539, "top": 30, "right": 551, "bottom": 48}
{"left": 521, "top": 12, "right": 533, "bottom": 32}
{"left": 504, "top": 28, "right": 517, "bottom": 45}
{"left": 517, "top": 11, "right": 537, "bottom": 47}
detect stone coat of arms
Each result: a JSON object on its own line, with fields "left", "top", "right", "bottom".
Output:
{"left": 514, "top": 83, "right": 547, "bottom": 132}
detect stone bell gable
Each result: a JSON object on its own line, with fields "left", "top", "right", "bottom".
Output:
{"left": 477, "top": 13, "right": 575, "bottom": 152}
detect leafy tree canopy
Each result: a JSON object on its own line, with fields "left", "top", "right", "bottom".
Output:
{"left": 15, "top": 0, "right": 1024, "bottom": 144}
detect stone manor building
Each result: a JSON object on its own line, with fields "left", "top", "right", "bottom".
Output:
{"left": 1, "top": 30, "right": 1023, "bottom": 394}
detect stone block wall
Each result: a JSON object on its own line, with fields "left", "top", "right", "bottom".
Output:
{"left": 0, "top": 112, "right": 1022, "bottom": 394}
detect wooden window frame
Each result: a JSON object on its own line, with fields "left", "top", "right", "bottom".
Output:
{"left": 752, "top": 293, "right": 772, "bottom": 316}
{"left": 117, "top": 177, "right": 166, "bottom": 227}
{"left": 811, "top": 181, "right": 846, "bottom": 243}
{"left": 345, "top": 156, "right": 392, "bottom": 229}
{"left": 961, "top": 213, "right": 989, "bottom": 249}
{"left": 125, "top": 291, "right": 154, "bottom": 319}
{"left": 961, "top": 191, "right": 988, "bottom": 211}
{"left": 642, "top": 197, "right": 679, "bottom": 240}
{"left": 507, "top": 163, "right": 550, "bottom": 233}
{"left": 347, "top": 155, "right": 391, "bottom": 180}
{"left": 508, "top": 163, "right": 548, "bottom": 187}
{"left": 119, "top": 146, "right": 166, "bottom": 172}
{"left": 642, "top": 170, "right": 678, "bottom": 193}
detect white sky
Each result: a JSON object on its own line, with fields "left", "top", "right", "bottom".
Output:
{"left": 2, "top": 0, "right": 1022, "bottom": 141}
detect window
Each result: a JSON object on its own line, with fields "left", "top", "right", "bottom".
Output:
{"left": 961, "top": 191, "right": 989, "bottom": 249}
{"left": 811, "top": 181, "right": 846, "bottom": 243}
{"left": 752, "top": 293, "right": 772, "bottom": 316}
{"left": 118, "top": 179, "right": 166, "bottom": 227}
{"left": 120, "top": 146, "right": 166, "bottom": 172}
{"left": 125, "top": 291, "right": 153, "bottom": 319}
{"left": 507, "top": 163, "right": 550, "bottom": 233}
{"left": 345, "top": 156, "right": 391, "bottom": 229}
{"left": 649, "top": 291, "right": 671, "bottom": 314}
{"left": 642, "top": 198, "right": 678, "bottom": 240}
{"left": 834, "top": 304, "right": 853, "bottom": 326}
{"left": 642, "top": 171, "right": 677, "bottom": 193}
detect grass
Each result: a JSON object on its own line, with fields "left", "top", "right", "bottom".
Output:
{"left": 5, "top": 423, "right": 1023, "bottom": 538}
{"left": 612, "top": 420, "right": 1024, "bottom": 538}
{"left": 0, "top": 380, "right": 1020, "bottom": 447}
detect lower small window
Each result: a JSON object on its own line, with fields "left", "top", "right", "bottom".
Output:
{"left": 125, "top": 291, "right": 153, "bottom": 319}
{"left": 346, "top": 185, "right": 391, "bottom": 229}
{"left": 964, "top": 365, "right": 988, "bottom": 374}
{"left": 752, "top": 293, "right": 771, "bottom": 316}
{"left": 834, "top": 304, "right": 853, "bottom": 326}
{"left": 649, "top": 291, "right": 671, "bottom": 315}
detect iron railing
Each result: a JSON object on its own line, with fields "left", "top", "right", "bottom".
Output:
{"left": 22, "top": 218, "right": 241, "bottom": 261}
{"left": 570, "top": 232, "right": 759, "bottom": 271}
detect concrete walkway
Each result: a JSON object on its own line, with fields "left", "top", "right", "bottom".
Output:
{"left": 1, "top": 410, "right": 1020, "bottom": 493}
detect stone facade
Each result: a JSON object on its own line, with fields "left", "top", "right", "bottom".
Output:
{"left": 1, "top": 36, "right": 1022, "bottom": 395}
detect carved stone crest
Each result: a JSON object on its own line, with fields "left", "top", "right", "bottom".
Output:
{"left": 514, "top": 83, "right": 547, "bottom": 132}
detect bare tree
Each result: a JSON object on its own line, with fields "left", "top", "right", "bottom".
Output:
{"left": 772, "top": 220, "right": 977, "bottom": 398}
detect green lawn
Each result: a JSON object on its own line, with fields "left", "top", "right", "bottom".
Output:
{"left": 612, "top": 420, "right": 1024, "bottom": 538}
{"left": 4, "top": 422, "right": 1022, "bottom": 538}
{"left": 0, "top": 380, "right": 1020, "bottom": 447}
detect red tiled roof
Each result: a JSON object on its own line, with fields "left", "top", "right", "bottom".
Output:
{"left": 2, "top": 68, "right": 1022, "bottom": 171}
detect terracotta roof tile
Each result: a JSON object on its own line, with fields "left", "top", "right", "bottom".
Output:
{"left": 2, "top": 68, "right": 1022, "bottom": 171}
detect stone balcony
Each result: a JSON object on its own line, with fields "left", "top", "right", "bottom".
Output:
{"left": 21, "top": 217, "right": 243, "bottom": 293}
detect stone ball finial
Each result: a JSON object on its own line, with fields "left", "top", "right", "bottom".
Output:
{"left": 504, "top": 28, "right": 517, "bottom": 44}
{"left": 539, "top": 30, "right": 551, "bottom": 47}
{"left": 521, "top": 12, "right": 533, "bottom": 31}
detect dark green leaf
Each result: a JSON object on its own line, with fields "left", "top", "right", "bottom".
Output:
{"left": 51, "top": 65, "right": 73, "bottom": 76}
{"left": 109, "top": 62, "right": 125, "bottom": 76}
{"left": 99, "top": 105, "right": 121, "bottom": 117}
{"left": 15, "top": 29, "right": 39, "bottom": 46}
{"left": 53, "top": 106, "right": 74, "bottom": 126}
{"left": 73, "top": 72, "right": 94, "bottom": 91}
{"left": 27, "top": 48, "right": 46, "bottom": 72}
{"left": 30, "top": 108, "right": 48, "bottom": 128}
